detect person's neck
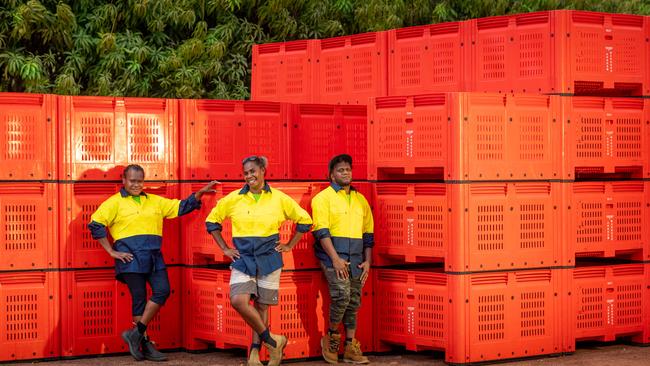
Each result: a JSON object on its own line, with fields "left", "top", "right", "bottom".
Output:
{"left": 249, "top": 184, "right": 264, "bottom": 194}
{"left": 341, "top": 185, "right": 351, "bottom": 194}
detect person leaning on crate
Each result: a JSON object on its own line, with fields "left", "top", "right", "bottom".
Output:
{"left": 87, "top": 164, "right": 218, "bottom": 362}
{"left": 312, "top": 154, "right": 374, "bottom": 364}
{"left": 205, "top": 155, "right": 313, "bottom": 366}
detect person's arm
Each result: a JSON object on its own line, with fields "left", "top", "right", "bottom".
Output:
{"left": 275, "top": 192, "right": 313, "bottom": 252}
{"left": 358, "top": 195, "right": 375, "bottom": 284}
{"left": 159, "top": 181, "right": 220, "bottom": 219}
{"left": 88, "top": 198, "right": 133, "bottom": 263}
{"left": 311, "top": 194, "right": 350, "bottom": 280}
{"left": 205, "top": 194, "right": 239, "bottom": 261}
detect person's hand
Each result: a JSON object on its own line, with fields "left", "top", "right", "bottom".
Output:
{"left": 223, "top": 247, "right": 240, "bottom": 261}
{"left": 195, "top": 180, "right": 220, "bottom": 200}
{"left": 358, "top": 261, "right": 370, "bottom": 284}
{"left": 275, "top": 241, "right": 293, "bottom": 252}
{"left": 110, "top": 250, "right": 134, "bottom": 263}
{"left": 333, "top": 257, "right": 350, "bottom": 280}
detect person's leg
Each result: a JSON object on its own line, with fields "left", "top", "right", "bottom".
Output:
{"left": 254, "top": 268, "right": 285, "bottom": 366}
{"left": 321, "top": 265, "right": 352, "bottom": 364}
{"left": 121, "top": 273, "right": 148, "bottom": 361}
{"left": 342, "top": 275, "right": 368, "bottom": 364}
{"left": 137, "top": 269, "right": 171, "bottom": 361}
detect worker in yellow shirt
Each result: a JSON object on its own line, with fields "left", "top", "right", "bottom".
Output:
{"left": 205, "top": 156, "right": 313, "bottom": 366}
{"left": 88, "top": 164, "right": 217, "bottom": 362}
{"left": 312, "top": 154, "right": 374, "bottom": 364}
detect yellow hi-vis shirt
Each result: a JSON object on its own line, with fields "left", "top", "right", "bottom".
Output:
{"left": 311, "top": 183, "right": 374, "bottom": 277}
{"left": 89, "top": 188, "right": 201, "bottom": 277}
{"left": 205, "top": 182, "right": 313, "bottom": 276}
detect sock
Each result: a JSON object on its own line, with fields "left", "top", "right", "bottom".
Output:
{"left": 328, "top": 328, "right": 339, "bottom": 336}
{"left": 136, "top": 321, "right": 147, "bottom": 335}
{"left": 259, "top": 328, "right": 276, "bottom": 347}
{"left": 251, "top": 342, "right": 262, "bottom": 351}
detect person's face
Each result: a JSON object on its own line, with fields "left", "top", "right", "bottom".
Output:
{"left": 330, "top": 161, "right": 352, "bottom": 187}
{"left": 122, "top": 169, "right": 144, "bottom": 196}
{"left": 243, "top": 161, "right": 265, "bottom": 190}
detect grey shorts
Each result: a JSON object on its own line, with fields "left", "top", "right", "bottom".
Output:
{"left": 229, "top": 268, "right": 281, "bottom": 305}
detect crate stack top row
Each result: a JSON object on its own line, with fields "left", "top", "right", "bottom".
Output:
{"left": 253, "top": 10, "right": 650, "bottom": 105}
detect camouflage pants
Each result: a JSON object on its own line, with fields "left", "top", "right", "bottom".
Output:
{"left": 321, "top": 264, "right": 363, "bottom": 330}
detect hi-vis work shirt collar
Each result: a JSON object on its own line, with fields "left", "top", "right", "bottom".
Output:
{"left": 120, "top": 187, "right": 148, "bottom": 198}
{"left": 239, "top": 182, "right": 272, "bottom": 195}
{"left": 329, "top": 182, "right": 356, "bottom": 193}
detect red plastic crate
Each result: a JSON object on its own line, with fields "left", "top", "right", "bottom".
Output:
{"left": 375, "top": 268, "right": 562, "bottom": 364}
{"left": 373, "top": 182, "right": 562, "bottom": 271}
{"left": 368, "top": 93, "right": 561, "bottom": 181}
{"left": 251, "top": 40, "right": 316, "bottom": 103}
{"left": 387, "top": 22, "right": 468, "bottom": 95}
{"left": 563, "top": 263, "right": 650, "bottom": 353}
{"left": 289, "top": 104, "right": 367, "bottom": 180}
{"left": 0, "top": 93, "right": 56, "bottom": 180}
{"left": 468, "top": 11, "right": 649, "bottom": 96}
{"left": 182, "top": 268, "right": 253, "bottom": 351}
{"left": 0, "top": 271, "right": 60, "bottom": 362}
{"left": 563, "top": 181, "right": 650, "bottom": 264}
{"left": 179, "top": 99, "right": 289, "bottom": 180}
{"left": 315, "top": 32, "right": 388, "bottom": 105}
{"left": 59, "top": 183, "right": 181, "bottom": 269}
{"left": 58, "top": 96, "right": 178, "bottom": 181}
{"left": 0, "top": 183, "right": 57, "bottom": 271}
{"left": 561, "top": 97, "right": 649, "bottom": 179}
{"left": 61, "top": 267, "right": 182, "bottom": 357}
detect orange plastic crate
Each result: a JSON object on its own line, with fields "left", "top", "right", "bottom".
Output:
{"left": 179, "top": 99, "right": 290, "bottom": 180}
{"left": 289, "top": 104, "right": 368, "bottom": 180}
{"left": 0, "top": 183, "right": 57, "bottom": 271}
{"left": 0, "top": 271, "right": 59, "bottom": 362}
{"left": 561, "top": 97, "right": 649, "bottom": 179}
{"left": 387, "top": 22, "right": 469, "bottom": 95}
{"left": 314, "top": 32, "right": 387, "bottom": 105}
{"left": 368, "top": 93, "right": 561, "bottom": 181}
{"left": 59, "top": 183, "right": 181, "bottom": 269}
{"left": 375, "top": 268, "right": 562, "bottom": 364}
{"left": 562, "top": 181, "right": 650, "bottom": 264}
{"left": 563, "top": 263, "right": 650, "bottom": 353}
{"left": 373, "top": 182, "right": 562, "bottom": 271}
{"left": 0, "top": 93, "right": 56, "bottom": 180}
{"left": 468, "top": 11, "right": 649, "bottom": 96}
{"left": 58, "top": 96, "right": 178, "bottom": 181}
{"left": 60, "top": 267, "right": 182, "bottom": 357}
{"left": 251, "top": 40, "right": 316, "bottom": 103}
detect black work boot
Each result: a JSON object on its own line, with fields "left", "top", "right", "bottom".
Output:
{"left": 121, "top": 327, "right": 145, "bottom": 361}
{"left": 142, "top": 337, "right": 168, "bottom": 362}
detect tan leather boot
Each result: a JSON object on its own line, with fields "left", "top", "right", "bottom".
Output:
{"left": 247, "top": 347, "right": 263, "bottom": 366}
{"left": 321, "top": 332, "right": 341, "bottom": 364}
{"left": 343, "top": 338, "right": 369, "bottom": 364}
{"left": 264, "top": 332, "right": 288, "bottom": 366}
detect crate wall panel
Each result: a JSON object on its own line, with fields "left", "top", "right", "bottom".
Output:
{"left": 561, "top": 97, "right": 649, "bottom": 179}
{"left": 179, "top": 100, "right": 289, "bottom": 180}
{"left": 368, "top": 93, "right": 561, "bottom": 181}
{"left": 290, "top": 104, "right": 368, "bottom": 180}
{"left": 58, "top": 96, "right": 178, "bottom": 181}
{"left": 59, "top": 183, "right": 181, "bottom": 269}
{"left": 0, "top": 93, "right": 56, "bottom": 180}
{"left": 563, "top": 181, "right": 650, "bottom": 264}
{"left": 0, "top": 271, "right": 59, "bottom": 362}
{"left": 315, "top": 32, "right": 387, "bottom": 105}
{"left": 373, "top": 182, "right": 561, "bottom": 271}
{"left": 61, "top": 267, "right": 181, "bottom": 357}
{"left": 387, "top": 22, "right": 467, "bottom": 95}
{"left": 0, "top": 183, "right": 57, "bottom": 270}
{"left": 251, "top": 41, "right": 316, "bottom": 103}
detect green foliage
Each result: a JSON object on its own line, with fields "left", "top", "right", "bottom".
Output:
{"left": 0, "top": 0, "right": 648, "bottom": 98}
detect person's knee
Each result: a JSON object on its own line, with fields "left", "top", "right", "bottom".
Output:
{"left": 255, "top": 302, "right": 269, "bottom": 312}
{"left": 230, "top": 295, "right": 248, "bottom": 311}
{"left": 150, "top": 280, "right": 171, "bottom": 306}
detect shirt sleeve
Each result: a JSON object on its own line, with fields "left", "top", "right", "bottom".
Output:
{"left": 281, "top": 192, "right": 313, "bottom": 233}
{"left": 311, "top": 193, "right": 331, "bottom": 240}
{"left": 88, "top": 197, "right": 118, "bottom": 239}
{"left": 205, "top": 194, "right": 230, "bottom": 233}
{"left": 360, "top": 194, "right": 374, "bottom": 248}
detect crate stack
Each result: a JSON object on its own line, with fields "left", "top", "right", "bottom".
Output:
{"left": 252, "top": 9, "right": 650, "bottom": 364}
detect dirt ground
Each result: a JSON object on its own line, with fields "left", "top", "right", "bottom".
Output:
{"left": 26, "top": 343, "right": 650, "bottom": 365}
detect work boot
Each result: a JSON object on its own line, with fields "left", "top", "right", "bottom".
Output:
{"left": 247, "top": 347, "right": 263, "bottom": 366}
{"left": 141, "top": 337, "right": 168, "bottom": 361}
{"left": 321, "top": 332, "right": 341, "bottom": 364}
{"left": 343, "top": 339, "right": 369, "bottom": 364}
{"left": 121, "top": 327, "right": 145, "bottom": 361}
{"left": 263, "top": 332, "right": 288, "bottom": 366}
